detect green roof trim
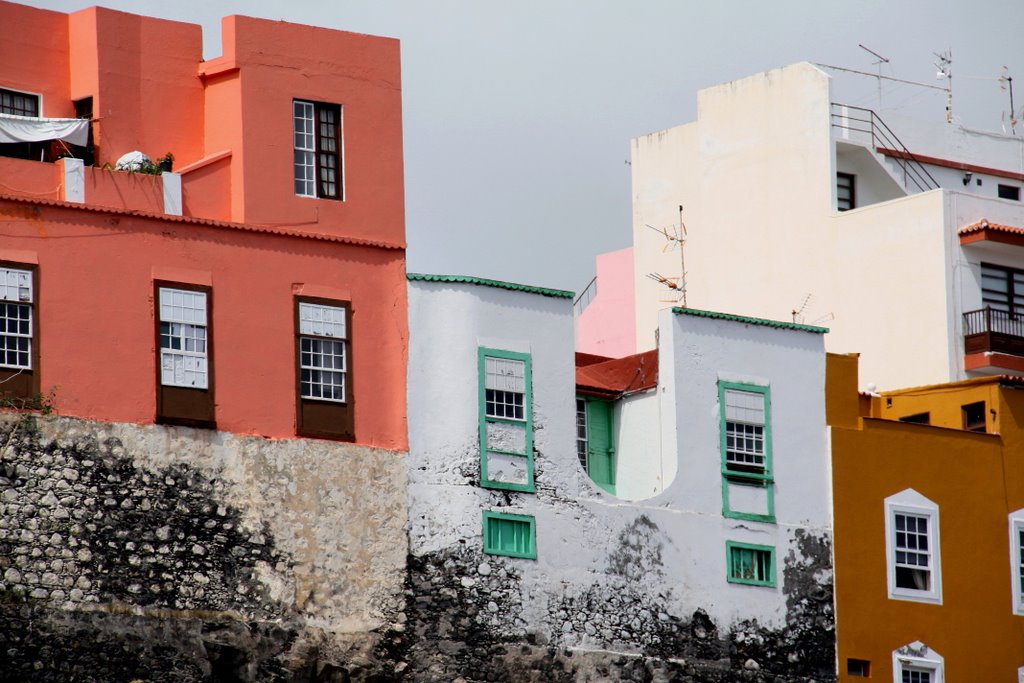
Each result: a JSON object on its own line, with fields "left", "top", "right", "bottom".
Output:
{"left": 407, "top": 273, "right": 574, "bottom": 299}
{"left": 672, "top": 307, "right": 828, "bottom": 334}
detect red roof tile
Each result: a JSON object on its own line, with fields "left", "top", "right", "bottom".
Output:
{"left": 576, "top": 349, "right": 658, "bottom": 398}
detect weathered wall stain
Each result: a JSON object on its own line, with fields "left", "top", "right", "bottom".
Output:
{"left": 606, "top": 514, "right": 665, "bottom": 581}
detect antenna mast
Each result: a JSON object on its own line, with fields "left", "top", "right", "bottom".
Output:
{"left": 645, "top": 204, "right": 689, "bottom": 307}
{"left": 934, "top": 50, "right": 953, "bottom": 123}
{"left": 858, "top": 44, "right": 890, "bottom": 110}
{"left": 1000, "top": 67, "right": 1018, "bottom": 135}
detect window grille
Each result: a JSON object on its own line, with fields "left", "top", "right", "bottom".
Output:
{"left": 158, "top": 288, "right": 208, "bottom": 389}
{"left": 894, "top": 512, "right": 930, "bottom": 590}
{"left": 298, "top": 302, "right": 347, "bottom": 403}
{"left": 576, "top": 398, "right": 588, "bottom": 470}
{"left": 726, "top": 541, "right": 774, "bottom": 586}
{"left": 485, "top": 356, "right": 525, "bottom": 420}
{"left": 0, "top": 267, "right": 32, "bottom": 370}
{"left": 724, "top": 389, "right": 766, "bottom": 471}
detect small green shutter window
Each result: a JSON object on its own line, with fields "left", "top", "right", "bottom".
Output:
{"left": 482, "top": 511, "right": 536, "bottom": 559}
{"left": 585, "top": 399, "right": 615, "bottom": 494}
{"left": 726, "top": 541, "right": 775, "bottom": 587}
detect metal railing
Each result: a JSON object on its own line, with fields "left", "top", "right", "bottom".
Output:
{"left": 830, "top": 103, "right": 939, "bottom": 193}
{"left": 574, "top": 276, "right": 597, "bottom": 316}
{"left": 963, "top": 307, "right": 1024, "bottom": 338}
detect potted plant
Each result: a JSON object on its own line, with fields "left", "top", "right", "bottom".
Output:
{"left": 157, "top": 152, "right": 174, "bottom": 173}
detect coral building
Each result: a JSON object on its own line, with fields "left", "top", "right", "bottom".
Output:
{"left": 0, "top": 2, "right": 409, "bottom": 679}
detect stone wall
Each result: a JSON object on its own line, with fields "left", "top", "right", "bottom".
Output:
{"left": 0, "top": 414, "right": 408, "bottom": 682}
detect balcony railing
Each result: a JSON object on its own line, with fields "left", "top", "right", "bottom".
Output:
{"left": 830, "top": 103, "right": 939, "bottom": 193}
{"left": 963, "top": 307, "right": 1024, "bottom": 357}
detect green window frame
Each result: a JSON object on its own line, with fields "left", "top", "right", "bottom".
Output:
{"left": 479, "top": 347, "right": 534, "bottom": 492}
{"left": 726, "top": 541, "right": 775, "bottom": 587}
{"left": 482, "top": 510, "right": 536, "bottom": 559}
{"left": 719, "top": 380, "right": 775, "bottom": 523}
{"left": 577, "top": 396, "right": 615, "bottom": 494}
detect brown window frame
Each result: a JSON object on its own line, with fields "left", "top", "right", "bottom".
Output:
{"left": 981, "top": 262, "right": 1024, "bottom": 318}
{"left": 0, "top": 261, "right": 39, "bottom": 404}
{"left": 836, "top": 172, "right": 856, "bottom": 211}
{"left": 293, "top": 100, "right": 343, "bottom": 201}
{"left": 154, "top": 281, "right": 215, "bottom": 429}
{"left": 0, "top": 87, "right": 47, "bottom": 163}
{"left": 295, "top": 296, "right": 354, "bottom": 441}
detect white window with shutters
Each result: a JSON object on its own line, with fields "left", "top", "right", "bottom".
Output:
{"left": 158, "top": 288, "right": 208, "bottom": 389}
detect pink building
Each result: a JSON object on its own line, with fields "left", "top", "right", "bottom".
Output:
{"left": 574, "top": 246, "right": 636, "bottom": 358}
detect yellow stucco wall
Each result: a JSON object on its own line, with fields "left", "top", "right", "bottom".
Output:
{"left": 829, "top": 356, "right": 1024, "bottom": 681}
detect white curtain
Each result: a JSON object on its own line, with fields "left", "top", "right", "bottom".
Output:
{"left": 0, "top": 113, "right": 89, "bottom": 146}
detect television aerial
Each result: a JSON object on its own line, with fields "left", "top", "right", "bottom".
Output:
{"left": 645, "top": 204, "right": 689, "bottom": 306}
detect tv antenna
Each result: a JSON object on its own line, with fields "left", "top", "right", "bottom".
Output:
{"left": 934, "top": 50, "right": 953, "bottom": 122}
{"left": 858, "top": 44, "right": 890, "bottom": 109}
{"left": 792, "top": 293, "right": 813, "bottom": 324}
{"left": 999, "top": 67, "right": 1019, "bottom": 135}
{"left": 645, "top": 204, "right": 688, "bottom": 307}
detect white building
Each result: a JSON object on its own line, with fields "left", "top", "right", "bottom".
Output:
{"left": 627, "top": 62, "right": 1024, "bottom": 391}
{"left": 406, "top": 273, "right": 834, "bottom": 680}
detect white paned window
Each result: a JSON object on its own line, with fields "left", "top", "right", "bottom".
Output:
{"left": 299, "top": 302, "right": 346, "bottom": 402}
{"left": 724, "top": 389, "right": 766, "bottom": 471}
{"left": 892, "top": 642, "right": 943, "bottom": 683}
{"left": 885, "top": 490, "right": 942, "bottom": 604}
{"left": 576, "top": 398, "right": 588, "bottom": 470}
{"left": 293, "top": 99, "right": 342, "bottom": 200}
{"left": 894, "top": 513, "right": 931, "bottom": 588}
{"left": 158, "top": 288, "right": 208, "bottom": 389}
{"left": 485, "top": 357, "right": 525, "bottom": 420}
{"left": 1010, "top": 510, "right": 1024, "bottom": 614}
{"left": 293, "top": 100, "right": 316, "bottom": 197}
{"left": 0, "top": 267, "right": 32, "bottom": 370}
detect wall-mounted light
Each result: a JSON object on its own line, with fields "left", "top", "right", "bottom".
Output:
{"left": 962, "top": 171, "right": 973, "bottom": 186}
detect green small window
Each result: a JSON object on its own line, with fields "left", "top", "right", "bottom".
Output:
{"left": 482, "top": 511, "right": 536, "bottom": 559}
{"left": 726, "top": 541, "right": 775, "bottom": 587}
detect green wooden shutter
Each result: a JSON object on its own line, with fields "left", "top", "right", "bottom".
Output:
{"left": 586, "top": 400, "right": 615, "bottom": 494}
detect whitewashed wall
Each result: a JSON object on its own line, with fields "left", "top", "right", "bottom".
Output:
{"left": 407, "top": 279, "right": 833, "bottom": 662}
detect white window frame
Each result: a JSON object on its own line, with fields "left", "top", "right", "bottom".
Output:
{"left": 885, "top": 489, "right": 942, "bottom": 604}
{"left": 892, "top": 641, "right": 944, "bottom": 683}
{"left": 484, "top": 356, "right": 526, "bottom": 421}
{"left": 0, "top": 266, "right": 33, "bottom": 370}
{"left": 576, "top": 397, "right": 588, "bottom": 470}
{"left": 1011, "top": 509, "right": 1024, "bottom": 615}
{"left": 0, "top": 86, "right": 41, "bottom": 117}
{"left": 723, "top": 387, "right": 768, "bottom": 474}
{"left": 158, "top": 287, "right": 209, "bottom": 389}
{"left": 297, "top": 302, "right": 347, "bottom": 403}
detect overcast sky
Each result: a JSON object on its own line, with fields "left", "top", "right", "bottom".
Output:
{"left": 28, "top": 0, "right": 1024, "bottom": 293}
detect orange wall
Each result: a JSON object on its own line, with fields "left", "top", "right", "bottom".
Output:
{"left": 832, "top": 393, "right": 1024, "bottom": 680}
{"left": 0, "top": 198, "right": 408, "bottom": 450}
{"left": 210, "top": 15, "right": 406, "bottom": 243}
{"left": 1, "top": 3, "right": 405, "bottom": 247}
{"left": 0, "top": 1, "right": 72, "bottom": 117}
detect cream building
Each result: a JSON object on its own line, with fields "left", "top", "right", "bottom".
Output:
{"left": 628, "top": 62, "right": 1024, "bottom": 390}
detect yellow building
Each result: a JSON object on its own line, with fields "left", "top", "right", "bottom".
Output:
{"left": 828, "top": 353, "right": 1024, "bottom": 681}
